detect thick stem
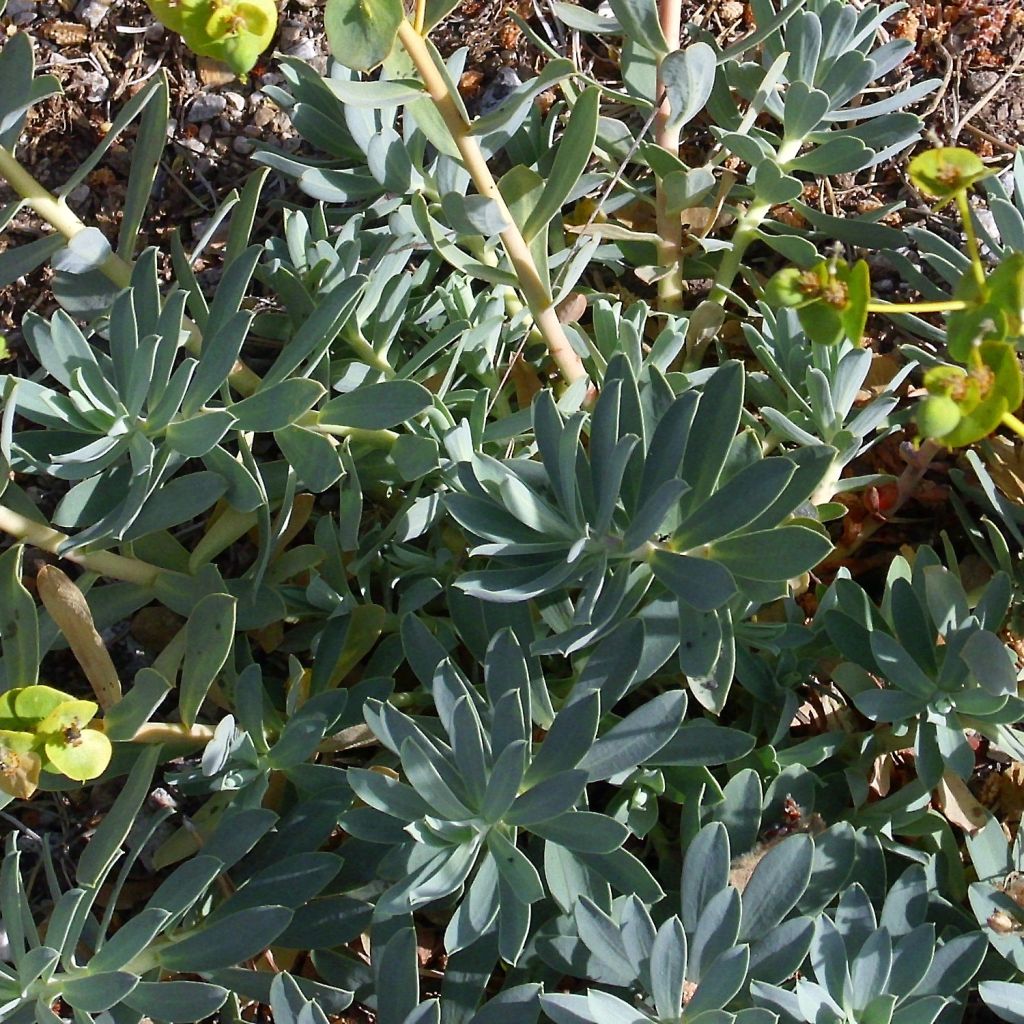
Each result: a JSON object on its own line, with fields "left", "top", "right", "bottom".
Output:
{"left": 654, "top": 0, "right": 683, "bottom": 312}
{"left": 305, "top": 416, "right": 399, "bottom": 446}
{"left": 0, "top": 144, "right": 133, "bottom": 287}
{"left": 115, "top": 721, "right": 215, "bottom": 744}
{"left": 709, "top": 198, "right": 771, "bottom": 304}
{"left": 0, "top": 504, "right": 164, "bottom": 587}
{"left": 957, "top": 189, "right": 986, "bottom": 290}
{"left": 1002, "top": 411, "right": 1024, "bottom": 440}
{"left": 710, "top": 139, "right": 803, "bottom": 305}
{"left": 867, "top": 300, "right": 968, "bottom": 314}
{"left": 0, "top": 145, "right": 262, "bottom": 396}
{"left": 396, "top": 21, "right": 587, "bottom": 387}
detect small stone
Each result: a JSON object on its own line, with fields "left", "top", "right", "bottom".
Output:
{"left": 975, "top": 206, "right": 1000, "bottom": 258}
{"left": 76, "top": 69, "right": 109, "bottom": 103}
{"left": 74, "top": 0, "right": 109, "bottom": 28}
{"left": 67, "top": 183, "right": 90, "bottom": 204}
{"left": 197, "top": 55, "right": 235, "bottom": 87}
{"left": 478, "top": 67, "right": 522, "bottom": 115}
{"left": 285, "top": 36, "right": 319, "bottom": 61}
{"left": 148, "top": 787, "right": 179, "bottom": 811}
{"left": 223, "top": 90, "right": 245, "bottom": 112}
{"left": 278, "top": 20, "right": 304, "bottom": 47}
{"left": 233, "top": 135, "right": 255, "bottom": 155}
{"left": 187, "top": 93, "right": 228, "bottom": 123}
{"left": 198, "top": 123, "right": 213, "bottom": 144}
{"left": 253, "top": 104, "right": 275, "bottom": 127}
{"left": 967, "top": 70, "right": 1001, "bottom": 95}
{"left": 145, "top": 21, "right": 164, "bottom": 41}
{"left": 4, "top": 0, "right": 37, "bottom": 24}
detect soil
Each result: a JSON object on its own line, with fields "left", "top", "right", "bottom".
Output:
{"left": 1, "top": 0, "right": 1023, "bottom": 344}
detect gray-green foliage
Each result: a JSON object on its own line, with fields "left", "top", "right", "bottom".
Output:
{"left": 821, "top": 547, "right": 1023, "bottom": 787}
{"left": 2, "top": 0, "right": 1024, "bottom": 1022}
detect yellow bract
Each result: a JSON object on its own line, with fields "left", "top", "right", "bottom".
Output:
{"left": 145, "top": 0, "right": 277, "bottom": 77}
{"left": 0, "top": 686, "right": 112, "bottom": 797}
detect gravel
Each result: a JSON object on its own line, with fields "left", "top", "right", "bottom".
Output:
{"left": 187, "top": 93, "right": 229, "bottom": 123}
{"left": 74, "top": 0, "right": 110, "bottom": 29}
{"left": 5, "top": 0, "right": 36, "bottom": 24}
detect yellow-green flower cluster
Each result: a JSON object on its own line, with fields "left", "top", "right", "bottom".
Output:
{"left": 145, "top": 0, "right": 277, "bottom": 77}
{"left": 0, "top": 685, "right": 112, "bottom": 799}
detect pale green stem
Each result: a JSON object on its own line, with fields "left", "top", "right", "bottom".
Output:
{"left": 106, "top": 721, "right": 216, "bottom": 743}
{"left": 0, "top": 144, "right": 132, "bottom": 286}
{"left": 867, "top": 300, "right": 968, "bottom": 314}
{"left": 395, "top": 20, "right": 587, "bottom": 387}
{"left": 708, "top": 197, "right": 771, "bottom": 305}
{"left": 654, "top": 0, "right": 684, "bottom": 312}
{"left": 956, "top": 189, "right": 986, "bottom": 290}
{"left": 341, "top": 324, "right": 395, "bottom": 375}
{"left": 1002, "top": 411, "right": 1024, "bottom": 440}
{"left": 0, "top": 144, "right": 262, "bottom": 396}
{"left": 710, "top": 138, "right": 803, "bottom": 305}
{"left": 0, "top": 504, "right": 165, "bottom": 586}
{"left": 300, "top": 413, "right": 398, "bottom": 446}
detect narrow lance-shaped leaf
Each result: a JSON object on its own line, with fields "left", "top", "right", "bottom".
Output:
{"left": 179, "top": 593, "right": 237, "bottom": 728}
{"left": 523, "top": 86, "right": 601, "bottom": 242}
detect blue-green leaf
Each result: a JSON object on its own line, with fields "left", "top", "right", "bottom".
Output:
{"left": 319, "top": 381, "right": 432, "bottom": 430}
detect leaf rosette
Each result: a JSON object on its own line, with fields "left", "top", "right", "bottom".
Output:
{"left": 446, "top": 356, "right": 834, "bottom": 710}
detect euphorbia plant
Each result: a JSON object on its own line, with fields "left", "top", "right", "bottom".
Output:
{"left": 0, "top": 685, "right": 112, "bottom": 796}
{"left": 765, "top": 257, "right": 871, "bottom": 348}
{"left": 145, "top": 0, "right": 277, "bottom": 77}
{"left": 765, "top": 146, "right": 1024, "bottom": 448}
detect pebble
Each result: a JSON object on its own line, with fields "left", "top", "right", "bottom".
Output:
{"left": 974, "top": 206, "right": 1000, "bottom": 257}
{"left": 4, "top": 0, "right": 37, "bottom": 23}
{"left": 233, "top": 136, "right": 256, "bottom": 155}
{"left": 67, "top": 183, "right": 90, "bottom": 204}
{"left": 187, "top": 93, "right": 228, "bottom": 123}
{"left": 285, "top": 37, "right": 320, "bottom": 62}
{"left": 76, "top": 69, "right": 110, "bottom": 103}
{"left": 278, "top": 20, "right": 305, "bottom": 47}
{"left": 719, "top": 0, "right": 745, "bottom": 22}
{"left": 223, "top": 90, "right": 245, "bottom": 112}
{"left": 74, "top": 0, "right": 108, "bottom": 28}
{"left": 253, "top": 104, "right": 276, "bottom": 128}
{"left": 478, "top": 67, "right": 522, "bottom": 116}
{"left": 967, "top": 70, "right": 1001, "bottom": 96}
